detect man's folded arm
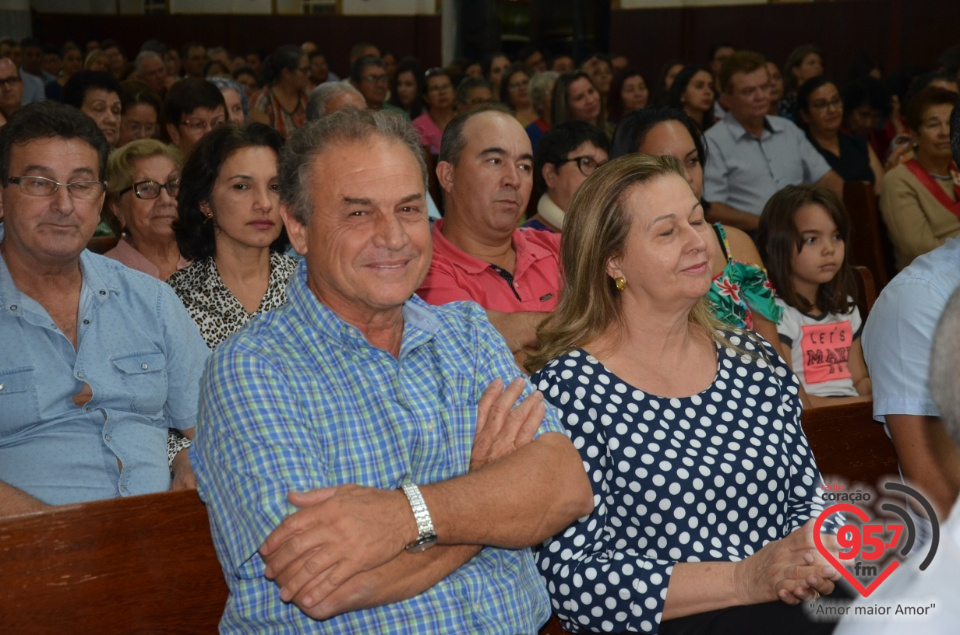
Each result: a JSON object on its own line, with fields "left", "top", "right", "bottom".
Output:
{"left": 295, "top": 541, "right": 482, "bottom": 619}
{"left": 424, "top": 431, "right": 593, "bottom": 548}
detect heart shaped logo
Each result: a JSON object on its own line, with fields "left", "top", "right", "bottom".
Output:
{"left": 813, "top": 504, "right": 900, "bottom": 597}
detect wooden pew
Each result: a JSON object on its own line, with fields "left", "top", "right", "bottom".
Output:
{"left": 843, "top": 181, "right": 892, "bottom": 291}
{"left": 0, "top": 490, "right": 227, "bottom": 634}
{"left": 802, "top": 400, "right": 900, "bottom": 487}
{"left": 852, "top": 264, "right": 877, "bottom": 321}
{"left": 0, "top": 402, "right": 899, "bottom": 634}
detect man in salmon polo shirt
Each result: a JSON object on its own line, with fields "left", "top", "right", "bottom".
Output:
{"left": 418, "top": 104, "right": 560, "bottom": 366}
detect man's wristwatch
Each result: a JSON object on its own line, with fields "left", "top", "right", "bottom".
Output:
{"left": 400, "top": 483, "right": 437, "bottom": 552}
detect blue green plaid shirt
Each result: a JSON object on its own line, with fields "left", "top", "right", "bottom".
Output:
{"left": 193, "top": 263, "right": 560, "bottom": 633}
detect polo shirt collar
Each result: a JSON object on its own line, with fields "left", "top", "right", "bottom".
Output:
{"left": 432, "top": 218, "right": 556, "bottom": 276}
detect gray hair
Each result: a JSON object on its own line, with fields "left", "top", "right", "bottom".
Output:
{"left": 279, "top": 108, "right": 428, "bottom": 224}
{"left": 133, "top": 50, "right": 163, "bottom": 75}
{"left": 208, "top": 75, "right": 250, "bottom": 120}
{"left": 929, "top": 286, "right": 960, "bottom": 446}
{"left": 306, "top": 83, "right": 366, "bottom": 122}
{"left": 529, "top": 70, "right": 558, "bottom": 117}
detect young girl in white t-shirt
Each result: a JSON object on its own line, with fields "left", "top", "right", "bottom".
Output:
{"left": 757, "top": 184, "right": 872, "bottom": 408}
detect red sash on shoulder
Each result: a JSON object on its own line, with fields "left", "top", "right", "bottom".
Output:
{"left": 904, "top": 158, "right": 960, "bottom": 220}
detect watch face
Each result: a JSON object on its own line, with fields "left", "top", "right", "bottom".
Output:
{"left": 406, "top": 534, "right": 438, "bottom": 552}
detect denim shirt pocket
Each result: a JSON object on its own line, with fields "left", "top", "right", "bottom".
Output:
{"left": 110, "top": 352, "right": 168, "bottom": 417}
{"left": 0, "top": 367, "right": 40, "bottom": 435}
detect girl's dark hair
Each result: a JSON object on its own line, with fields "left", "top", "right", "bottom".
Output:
{"left": 757, "top": 184, "right": 856, "bottom": 315}
{"left": 260, "top": 45, "right": 303, "bottom": 87}
{"left": 607, "top": 68, "right": 645, "bottom": 123}
{"left": 175, "top": 122, "right": 288, "bottom": 260}
{"left": 499, "top": 63, "right": 532, "bottom": 110}
{"left": 610, "top": 106, "right": 706, "bottom": 166}
{"left": 388, "top": 57, "right": 424, "bottom": 116}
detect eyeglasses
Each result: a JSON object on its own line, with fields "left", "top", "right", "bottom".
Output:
{"left": 0, "top": 75, "right": 22, "bottom": 88}
{"left": 509, "top": 78, "right": 530, "bottom": 90}
{"left": 120, "top": 178, "right": 181, "bottom": 200}
{"left": 809, "top": 96, "right": 843, "bottom": 112}
{"left": 557, "top": 155, "right": 606, "bottom": 177}
{"left": 361, "top": 74, "right": 388, "bottom": 84}
{"left": 8, "top": 175, "right": 106, "bottom": 200}
{"left": 180, "top": 117, "right": 225, "bottom": 133}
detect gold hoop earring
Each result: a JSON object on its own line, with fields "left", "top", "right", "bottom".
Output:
{"left": 615, "top": 276, "right": 626, "bottom": 291}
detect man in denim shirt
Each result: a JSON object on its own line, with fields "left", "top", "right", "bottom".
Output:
{"left": 0, "top": 101, "right": 209, "bottom": 515}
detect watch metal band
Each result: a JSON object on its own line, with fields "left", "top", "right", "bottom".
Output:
{"left": 400, "top": 483, "right": 437, "bottom": 552}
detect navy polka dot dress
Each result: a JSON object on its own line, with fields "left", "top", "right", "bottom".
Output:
{"left": 532, "top": 332, "right": 832, "bottom": 634}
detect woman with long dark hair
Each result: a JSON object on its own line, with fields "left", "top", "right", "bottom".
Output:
{"left": 168, "top": 123, "right": 295, "bottom": 349}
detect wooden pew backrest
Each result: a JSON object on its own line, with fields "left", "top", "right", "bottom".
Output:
{"left": 802, "top": 400, "right": 899, "bottom": 488}
{"left": 0, "top": 489, "right": 227, "bottom": 634}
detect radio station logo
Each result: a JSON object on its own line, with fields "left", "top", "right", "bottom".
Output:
{"left": 813, "top": 481, "right": 940, "bottom": 597}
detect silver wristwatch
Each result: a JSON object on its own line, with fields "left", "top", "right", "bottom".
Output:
{"left": 400, "top": 483, "right": 437, "bottom": 552}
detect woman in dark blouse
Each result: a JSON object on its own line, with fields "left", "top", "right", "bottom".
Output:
{"left": 798, "top": 76, "right": 883, "bottom": 195}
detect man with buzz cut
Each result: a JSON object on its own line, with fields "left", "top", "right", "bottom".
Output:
{"left": 417, "top": 103, "right": 562, "bottom": 365}
{"left": 703, "top": 50, "right": 843, "bottom": 232}
{"left": 191, "top": 107, "right": 592, "bottom": 633}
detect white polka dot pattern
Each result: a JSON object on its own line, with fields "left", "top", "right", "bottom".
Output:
{"left": 532, "top": 333, "right": 831, "bottom": 634}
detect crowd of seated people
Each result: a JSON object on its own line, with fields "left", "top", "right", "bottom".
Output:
{"left": 3, "top": 32, "right": 960, "bottom": 635}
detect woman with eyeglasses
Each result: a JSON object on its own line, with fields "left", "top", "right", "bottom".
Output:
{"left": 168, "top": 123, "right": 295, "bottom": 350}
{"left": 501, "top": 63, "right": 537, "bottom": 127}
{"left": 798, "top": 77, "right": 883, "bottom": 196}
{"left": 249, "top": 45, "right": 309, "bottom": 138}
{"left": 103, "top": 139, "right": 189, "bottom": 280}
{"left": 412, "top": 67, "right": 455, "bottom": 156}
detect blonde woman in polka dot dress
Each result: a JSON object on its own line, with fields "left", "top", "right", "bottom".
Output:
{"left": 526, "top": 154, "right": 845, "bottom": 635}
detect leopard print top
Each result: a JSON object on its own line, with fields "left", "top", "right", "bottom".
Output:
{"left": 167, "top": 252, "right": 297, "bottom": 350}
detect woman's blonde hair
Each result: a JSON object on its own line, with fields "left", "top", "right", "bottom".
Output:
{"left": 104, "top": 139, "right": 183, "bottom": 235}
{"left": 525, "top": 153, "right": 729, "bottom": 374}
